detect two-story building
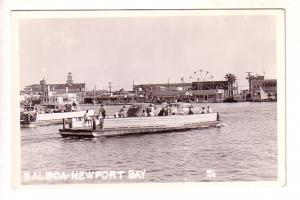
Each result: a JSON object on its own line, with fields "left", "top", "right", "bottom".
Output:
{"left": 21, "top": 73, "right": 85, "bottom": 104}
{"left": 251, "top": 78, "right": 277, "bottom": 101}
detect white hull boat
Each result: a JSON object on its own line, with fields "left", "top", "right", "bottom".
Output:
{"left": 20, "top": 110, "right": 95, "bottom": 128}
{"left": 59, "top": 112, "right": 222, "bottom": 138}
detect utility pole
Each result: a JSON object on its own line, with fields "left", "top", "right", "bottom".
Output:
{"left": 109, "top": 82, "right": 112, "bottom": 95}
{"left": 133, "top": 79, "right": 135, "bottom": 91}
{"left": 246, "top": 72, "right": 252, "bottom": 98}
{"left": 93, "top": 85, "right": 96, "bottom": 105}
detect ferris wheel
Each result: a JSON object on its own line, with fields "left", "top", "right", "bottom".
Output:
{"left": 180, "top": 69, "right": 214, "bottom": 83}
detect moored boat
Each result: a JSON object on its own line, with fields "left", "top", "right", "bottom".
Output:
{"left": 20, "top": 105, "right": 94, "bottom": 128}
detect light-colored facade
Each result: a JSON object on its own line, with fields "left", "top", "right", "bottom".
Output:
{"left": 21, "top": 73, "right": 85, "bottom": 105}
{"left": 133, "top": 80, "right": 237, "bottom": 103}
{"left": 250, "top": 79, "right": 277, "bottom": 101}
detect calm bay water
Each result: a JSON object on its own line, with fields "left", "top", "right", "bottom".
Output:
{"left": 21, "top": 102, "right": 277, "bottom": 184}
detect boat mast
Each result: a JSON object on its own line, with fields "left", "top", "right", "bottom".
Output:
{"left": 93, "top": 85, "right": 96, "bottom": 105}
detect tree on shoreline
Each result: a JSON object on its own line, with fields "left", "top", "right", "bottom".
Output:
{"left": 224, "top": 73, "right": 237, "bottom": 97}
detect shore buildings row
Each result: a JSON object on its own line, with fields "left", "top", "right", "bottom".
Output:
{"left": 21, "top": 73, "right": 85, "bottom": 105}
{"left": 21, "top": 72, "right": 277, "bottom": 105}
{"left": 132, "top": 80, "right": 239, "bottom": 103}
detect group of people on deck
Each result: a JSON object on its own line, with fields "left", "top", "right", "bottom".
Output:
{"left": 156, "top": 100, "right": 213, "bottom": 116}
{"left": 201, "top": 106, "right": 213, "bottom": 114}
{"left": 141, "top": 104, "right": 156, "bottom": 117}
{"left": 188, "top": 106, "right": 213, "bottom": 115}
{"left": 82, "top": 102, "right": 214, "bottom": 128}
{"left": 83, "top": 104, "right": 106, "bottom": 128}
{"left": 117, "top": 105, "right": 127, "bottom": 118}
{"left": 83, "top": 104, "right": 128, "bottom": 129}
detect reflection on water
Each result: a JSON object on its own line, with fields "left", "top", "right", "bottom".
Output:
{"left": 21, "top": 102, "right": 277, "bottom": 183}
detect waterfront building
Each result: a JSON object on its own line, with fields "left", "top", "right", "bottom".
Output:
{"left": 133, "top": 83, "right": 191, "bottom": 95}
{"left": 133, "top": 80, "right": 238, "bottom": 103}
{"left": 240, "top": 89, "right": 250, "bottom": 101}
{"left": 82, "top": 89, "right": 138, "bottom": 104}
{"left": 190, "top": 81, "right": 238, "bottom": 102}
{"left": 133, "top": 83, "right": 192, "bottom": 103}
{"left": 246, "top": 73, "right": 277, "bottom": 101}
{"left": 250, "top": 78, "right": 277, "bottom": 101}
{"left": 21, "top": 73, "right": 85, "bottom": 104}
{"left": 23, "top": 73, "right": 85, "bottom": 95}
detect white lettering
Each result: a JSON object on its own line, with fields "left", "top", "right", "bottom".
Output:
{"left": 78, "top": 171, "right": 85, "bottom": 180}
{"left": 71, "top": 171, "right": 79, "bottom": 179}
{"left": 140, "top": 170, "right": 146, "bottom": 179}
{"left": 95, "top": 171, "right": 102, "bottom": 179}
{"left": 23, "top": 172, "right": 31, "bottom": 181}
{"left": 22, "top": 170, "right": 146, "bottom": 182}
{"left": 116, "top": 171, "right": 125, "bottom": 179}
{"left": 109, "top": 171, "right": 116, "bottom": 179}
{"left": 61, "top": 172, "right": 69, "bottom": 180}
{"left": 128, "top": 170, "right": 146, "bottom": 180}
{"left": 52, "top": 172, "right": 61, "bottom": 180}
{"left": 101, "top": 171, "right": 109, "bottom": 180}
{"left": 31, "top": 172, "right": 43, "bottom": 181}
{"left": 86, "top": 171, "right": 94, "bottom": 179}
{"left": 45, "top": 172, "right": 53, "bottom": 180}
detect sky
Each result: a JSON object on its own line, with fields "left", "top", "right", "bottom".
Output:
{"left": 19, "top": 13, "right": 277, "bottom": 91}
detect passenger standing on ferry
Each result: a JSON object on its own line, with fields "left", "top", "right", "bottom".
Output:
{"left": 149, "top": 104, "right": 155, "bottom": 117}
{"left": 99, "top": 104, "right": 106, "bottom": 118}
{"left": 72, "top": 101, "right": 77, "bottom": 111}
{"left": 83, "top": 110, "right": 91, "bottom": 126}
{"left": 168, "top": 104, "right": 173, "bottom": 114}
{"left": 161, "top": 100, "right": 169, "bottom": 116}
{"left": 188, "top": 106, "right": 194, "bottom": 115}
{"left": 99, "top": 104, "right": 106, "bottom": 129}
{"left": 150, "top": 104, "right": 156, "bottom": 112}
{"left": 207, "top": 106, "right": 213, "bottom": 113}
{"left": 149, "top": 109, "right": 155, "bottom": 117}
{"left": 141, "top": 109, "right": 147, "bottom": 117}
{"left": 201, "top": 107, "right": 206, "bottom": 114}
{"left": 118, "top": 105, "right": 126, "bottom": 118}
{"left": 145, "top": 104, "right": 154, "bottom": 117}
{"left": 145, "top": 106, "right": 151, "bottom": 117}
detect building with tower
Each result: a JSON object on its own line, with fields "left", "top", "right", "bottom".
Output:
{"left": 21, "top": 73, "right": 85, "bottom": 104}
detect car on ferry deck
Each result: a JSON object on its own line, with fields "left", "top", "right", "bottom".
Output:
{"left": 168, "top": 102, "right": 201, "bottom": 115}
{"left": 125, "top": 102, "right": 202, "bottom": 117}
{"left": 126, "top": 103, "right": 156, "bottom": 117}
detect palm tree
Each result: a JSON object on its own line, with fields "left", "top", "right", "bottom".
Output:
{"left": 224, "top": 73, "right": 237, "bottom": 97}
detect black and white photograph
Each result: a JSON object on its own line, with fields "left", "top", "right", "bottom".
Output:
{"left": 11, "top": 9, "right": 285, "bottom": 186}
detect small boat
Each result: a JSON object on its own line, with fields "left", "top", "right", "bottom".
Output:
{"left": 58, "top": 103, "right": 222, "bottom": 138}
{"left": 260, "top": 86, "right": 268, "bottom": 101}
{"left": 20, "top": 103, "right": 94, "bottom": 128}
{"left": 251, "top": 87, "right": 276, "bottom": 102}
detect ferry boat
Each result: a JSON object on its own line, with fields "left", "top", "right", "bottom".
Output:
{"left": 58, "top": 103, "right": 222, "bottom": 138}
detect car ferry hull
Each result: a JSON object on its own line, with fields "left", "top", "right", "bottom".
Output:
{"left": 58, "top": 112, "right": 222, "bottom": 138}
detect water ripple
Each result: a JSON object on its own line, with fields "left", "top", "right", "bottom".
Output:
{"left": 21, "top": 102, "right": 277, "bottom": 183}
